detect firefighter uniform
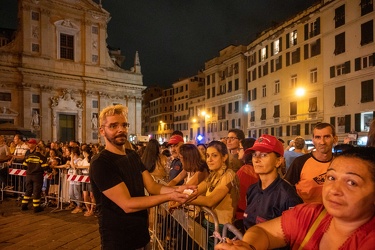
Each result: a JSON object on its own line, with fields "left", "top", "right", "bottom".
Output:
{"left": 21, "top": 139, "right": 48, "bottom": 213}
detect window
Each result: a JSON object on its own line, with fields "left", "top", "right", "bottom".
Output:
{"left": 91, "top": 100, "right": 98, "bottom": 109}
{"left": 305, "top": 18, "right": 320, "bottom": 40}
{"left": 263, "top": 62, "right": 269, "bottom": 76}
{"left": 273, "top": 105, "right": 280, "bottom": 118}
{"left": 92, "top": 55, "right": 98, "bottom": 63}
{"left": 310, "top": 68, "right": 318, "bottom": 83}
{"left": 250, "top": 111, "right": 255, "bottom": 122}
{"left": 0, "top": 92, "right": 11, "bottom": 101}
{"left": 228, "top": 103, "right": 232, "bottom": 114}
{"left": 361, "top": 20, "right": 374, "bottom": 46}
{"left": 235, "top": 79, "right": 239, "bottom": 91}
{"left": 251, "top": 88, "right": 257, "bottom": 101}
{"left": 60, "top": 33, "right": 74, "bottom": 60}
{"left": 290, "top": 102, "right": 297, "bottom": 118}
{"left": 309, "top": 97, "right": 318, "bottom": 112}
{"left": 212, "top": 87, "right": 216, "bottom": 98}
{"left": 289, "top": 30, "right": 297, "bottom": 47}
{"left": 334, "top": 86, "right": 346, "bottom": 107}
{"left": 334, "top": 32, "right": 345, "bottom": 55}
{"left": 361, "top": 79, "right": 374, "bottom": 103}
{"left": 248, "top": 52, "right": 256, "bottom": 67}
{"left": 261, "top": 108, "right": 266, "bottom": 120}
{"left": 92, "top": 26, "right": 99, "bottom": 34}
{"left": 234, "top": 101, "right": 239, "bottom": 112}
{"left": 207, "top": 89, "right": 210, "bottom": 99}
{"left": 275, "top": 55, "right": 282, "bottom": 71}
{"left": 212, "top": 73, "right": 215, "bottom": 83}
{"left": 274, "top": 80, "right": 280, "bottom": 94}
{"left": 31, "top": 11, "right": 40, "bottom": 21}
{"left": 32, "top": 43, "right": 39, "bottom": 52}
{"left": 234, "top": 63, "right": 239, "bottom": 74}
{"left": 361, "top": 0, "right": 373, "bottom": 16}
{"left": 206, "top": 75, "right": 210, "bottom": 85}
{"left": 291, "top": 48, "right": 300, "bottom": 64}
{"left": 272, "top": 38, "right": 281, "bottom": 55}
{"left": 355, "top": 53, "right": 375, "bottom": 71}
{"left": 335, "top": 5, "right": 345, "bottom": 28}
{"left": 32, "top": 94, "right": 40, "bottom": 103}
{"left": 261, "top": 47, "right": 267, "bottom": 61}
{"left": 228, "top": 81, "right": 232, "bottom": 92}
{"left": 262, "top": 85, "right": 267, "bottom": 97}
{"left": 310, "top": 39, "right": 321, "bottom": 57}
{"left": 291, "top": 74, "right": 297, "bottom": 88}
{"left": 330, "top": 61, "right": 351, "bottom": 78}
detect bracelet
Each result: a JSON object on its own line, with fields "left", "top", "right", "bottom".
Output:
{"left": 249, "top": 245, "right": 256, "bottom": 250}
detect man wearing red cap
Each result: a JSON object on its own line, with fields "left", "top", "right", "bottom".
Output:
{"left": 167, "top": 133, "right": 185, "bottom": 185}
{"left": 243, "top": 134, "right": 302, "bottom": 235}
{"left": 21, "top": 138, "right": 48, "bottom": 213}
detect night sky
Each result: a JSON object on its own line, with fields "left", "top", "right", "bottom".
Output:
{"left": 1, "top": 0, "right": 317, "bottom": 88}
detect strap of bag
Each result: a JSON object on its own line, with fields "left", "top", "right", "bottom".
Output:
{"left": 298, "top": 209, "right": 327, "bottom": 250}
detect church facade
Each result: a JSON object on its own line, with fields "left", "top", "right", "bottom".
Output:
{"left": 0, "top": 0, "right": 145, "bottom": 144}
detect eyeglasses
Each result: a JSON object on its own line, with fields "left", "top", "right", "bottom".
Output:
{"left": 252, "top": 152, "right": 269, "bottom": 158}
{"left": 102, "top": 122, "right": 130, "bottom": 130}
{"left": 226, "top": 137, "right": 239, "bottom": 141}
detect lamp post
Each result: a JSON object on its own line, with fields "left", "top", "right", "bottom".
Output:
{"left": 159, "top": 120, "right": 165, "bottom": 143}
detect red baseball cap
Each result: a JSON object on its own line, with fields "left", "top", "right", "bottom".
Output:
{"left": 167, "top": 135, "right": 184, "bottom": 146}
{"left": 27, "top": 138, "right": 37, "bottom": 144}
{"left": 245, "top": 134, "right": 284, "bottom": 156}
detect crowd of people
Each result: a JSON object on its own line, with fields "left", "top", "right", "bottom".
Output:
{"left": 1, "top": 106, "right": 375, "bottom": 249}
{"left": 0, "top": 134, "right": 104, "bottom": 215}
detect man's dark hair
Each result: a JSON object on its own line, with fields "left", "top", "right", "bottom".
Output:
{"left": 313, "top": 122, "right": 336, "bottom": 137}
{"left": 228, "top": 129, "right": 245, "bottom": 140}
{"left": 172, "top": 130, "right": 183, "bottom": 137}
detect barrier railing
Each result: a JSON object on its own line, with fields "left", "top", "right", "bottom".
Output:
{"left": 1, "top": 165, "right": 241, "bottom": 249}
{"left": 0, "top": 163, "right": 60, "bottom": 208}
{"left": 148, "top": 179, "right": 240, "bottom": 250}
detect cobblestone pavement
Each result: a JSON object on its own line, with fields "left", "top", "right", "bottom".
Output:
{"left": 0, "top": 196, "right": 101, "bottom": 249}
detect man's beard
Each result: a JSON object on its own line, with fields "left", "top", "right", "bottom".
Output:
{"left": 106, "top": 132, "right": 127, "bottom": 146}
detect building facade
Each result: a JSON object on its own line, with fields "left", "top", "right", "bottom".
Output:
{"left": 204, "top": 45, "right": 248, "bottom": 141}
{"left": 245, "top": 0, "right": 374, "bottom": 145}
{"left": 140, "top": 0, "right": 374, "bottom": 146}
{"left": 0, "top": 0, "right": 145, "bottom": 144}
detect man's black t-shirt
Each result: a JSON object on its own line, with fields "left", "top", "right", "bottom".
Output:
{"left": 90, "top": 149, "right": 149, "bottom": 249}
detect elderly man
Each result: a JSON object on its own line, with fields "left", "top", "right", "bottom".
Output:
{"left": 167, "top": 132, "right": 185, "bottom": 185}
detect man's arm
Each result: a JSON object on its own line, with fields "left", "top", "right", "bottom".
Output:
{"left": 102, "top": 180, "right": 191, "bottom": 213}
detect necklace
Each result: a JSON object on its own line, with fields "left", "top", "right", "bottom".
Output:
{"left": 208, "top": 167, "right": 227, "bottom": 192}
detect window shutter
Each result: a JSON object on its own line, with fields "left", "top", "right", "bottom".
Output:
{"left": 330, "top": 116, "right": 336, "bottom": 127}
{"left": 305, "top": 123, "right": 309, "bottom": 135}
{"left": 279, "top": 37, "right": 282, "bottom": 52}
{"left": 355, "top": 57, "right": 361, "bottom": 71}
{"left": 316, "top": 17, "right": 321, "bottom": 35}
{"left": 286, "top": 33, "right": 290, "bottom": 49}
{"left": 297, "top": 124, "right": 301, "bottom": 135}
{"left": 304, "top": 44, "right": 309, "bottom": 59}
{"left": 344, "top": 60, "right": 351, "bottom": 74}
{"left": 286, "top": 125, "right": 290, "bottom": 136}
{"left": 354, "top": 113, "right": 361, "bottom": 132}
{"left": 330, "top": 66, "right": 335, "bottom": 78}
{"left": 345, "top": 114, "right": 351, "bottom": 133}
{"left": 304, "top": 24, "right": 309, "bottom": 40}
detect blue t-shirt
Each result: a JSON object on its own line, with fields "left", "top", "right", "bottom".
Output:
{"left": 169, "top": 158, "right": 183, "bottom": 185}
{"left": 284, "top": 150, "right": 304, "bottom": 171}
{"left": 244, "top": 175, "right": 303, "bottom": 229}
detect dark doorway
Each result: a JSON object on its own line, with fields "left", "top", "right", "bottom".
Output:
{"left": 59, "top": 114, "right": 75, "bottom": 143}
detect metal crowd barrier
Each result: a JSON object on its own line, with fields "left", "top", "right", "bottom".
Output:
{"left": 148, "top": 179, "right": 243, "bottom": 250}
{"left": 0, "top": 162, "right": 60, "bottom": 208}
{"left": 1, "top": 164, "right": 243, "bottom": 249}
